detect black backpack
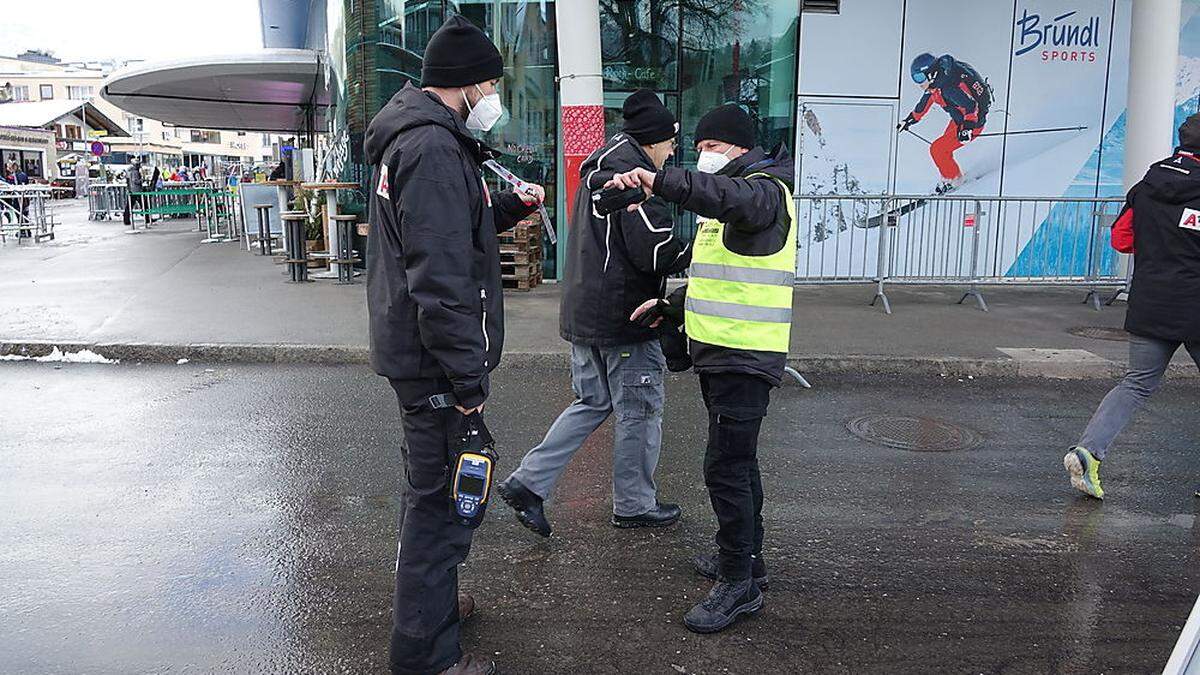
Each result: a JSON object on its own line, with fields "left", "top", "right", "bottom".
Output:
{"left": 953, "top": 59, "right": 994, "bottom": 112}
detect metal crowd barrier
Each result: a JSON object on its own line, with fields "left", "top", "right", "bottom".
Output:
{"left": 794, "top": 194, "right": 1129, "bottom": 314}
{"left": 0, "top": 185, "right": 57, "bottom": 244}
{"left": 88, "top": 182, "right": 129, "bottom": 220}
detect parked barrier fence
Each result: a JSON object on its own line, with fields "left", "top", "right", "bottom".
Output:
{"left": 0, "top": 185, "right": 57, "bottom": 244}
{"left": 794, "top": 194, "right": 1129, "bottom": 314}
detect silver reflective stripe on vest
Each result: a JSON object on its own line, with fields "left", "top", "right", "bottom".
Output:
{"left": 685, "top": 297, "right": 792, "bottom": 324}
{"left": 689, "top": 262, "right": 796, "bottom": 286}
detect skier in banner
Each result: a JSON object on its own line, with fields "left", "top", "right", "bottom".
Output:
{"left": 897, "top": 52, "right": 994, "bottom": 194}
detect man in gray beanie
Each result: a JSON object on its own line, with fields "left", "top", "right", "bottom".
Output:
{"left": 365, "top": 13, "right": 544, "bottom": 675}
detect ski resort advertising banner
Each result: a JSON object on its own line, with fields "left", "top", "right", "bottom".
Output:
{"left": 795, "top": 0, "right": 1134, "bottom": 280}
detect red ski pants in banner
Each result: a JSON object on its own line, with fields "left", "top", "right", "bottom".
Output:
{"left": 930, "top": 122, "right": 982, "bottom": 180}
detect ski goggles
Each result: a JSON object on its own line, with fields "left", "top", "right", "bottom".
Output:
{"left": 912, "top": 71, "right": 929, "bottom": 84}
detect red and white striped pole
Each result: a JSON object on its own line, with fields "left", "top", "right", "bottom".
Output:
{"left": 556, "top": 0, "right": 605, "bottom": 219}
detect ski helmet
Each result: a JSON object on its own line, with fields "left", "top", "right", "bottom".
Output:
{"left": 911, "top": 53, "right": 936, "bottom": 84}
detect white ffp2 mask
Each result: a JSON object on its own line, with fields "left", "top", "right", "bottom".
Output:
{"left": 697, "top": 148, "right": 733, "bottom": 174}
{"left": 462, "top": 85, "right": 504, "bottom": 132}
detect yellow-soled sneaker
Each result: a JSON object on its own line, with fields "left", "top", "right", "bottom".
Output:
{"left": 1064, "top": 446, "right": 1104, "bottom": 500}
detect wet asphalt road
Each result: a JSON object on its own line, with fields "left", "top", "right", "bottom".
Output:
{"left": 1, "top": 363, "right": 1198, "bottom": 674}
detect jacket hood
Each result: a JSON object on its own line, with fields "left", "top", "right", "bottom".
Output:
{"left": 579, "top": 132, "right": 655, "bottom": 189}
{"left": 364, "top": 82, "right": 482, "bottom": 165}
{"left": 1140, "top": 149, "right": 1200, "bottom": 206}
{"left": 722, "top": 143, "right": 794, "bottom": 188}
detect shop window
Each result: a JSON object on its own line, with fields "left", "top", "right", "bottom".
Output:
{"left": 599, "top": 0, "right": 679, "bottom": 91}
{"left": 189, "top": 130, "right": 221, "bottom": 144}
{"left": 39, "top": 84, "right": 53, "bottom": 100}
{"left": 449, "top": 1, "right": 561, "bottom": 277}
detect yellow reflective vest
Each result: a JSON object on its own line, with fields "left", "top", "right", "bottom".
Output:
{"left": 683, "top": 174, "right": 797, "bottom": 353}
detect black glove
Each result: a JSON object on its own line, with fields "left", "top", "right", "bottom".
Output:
{"left": 897, "top": 114, "right": 916, "bottom": 132}
{"left": 957, "top": 126, "right": 972, "bottom": 143}
{"left": 633, "top": 298, "right": 684, "bottom": 329}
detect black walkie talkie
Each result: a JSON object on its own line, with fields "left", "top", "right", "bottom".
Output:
{"left": 592, "top": 185, "right": 647, "bottom": 216}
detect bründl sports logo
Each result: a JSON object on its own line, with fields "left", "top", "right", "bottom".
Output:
{"left": 1014, "top": 8, "right": 1102, "bottom": 63}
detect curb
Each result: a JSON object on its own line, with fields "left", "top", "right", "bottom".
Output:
{"left": 5, "top": 339, "right": 1195, "bottom": 380}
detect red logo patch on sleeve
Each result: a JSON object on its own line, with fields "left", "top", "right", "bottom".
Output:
{"left": 1180, "top": 207, "right": 1200, "bottom": 232}
{"left": 376, "top": 165, "right": 390, "bottom": 200}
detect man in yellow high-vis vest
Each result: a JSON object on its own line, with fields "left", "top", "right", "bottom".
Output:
{"left": 607, "top": 104, "right": 797, "bottom": 634}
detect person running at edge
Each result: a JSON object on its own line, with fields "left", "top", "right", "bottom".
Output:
{"left": 897, "top": 52, "right": 993, "bottom": 194}
{"left": 1065, "top": 113, "right": 1200, "bottom": 502}
{"left": 497, "top": 89, "right": 691, "bottom": 538}
{"left": 364, "top": 14, "right": 544, "bottom": 675}
{"left": 609, "top": 104, "right": 796, "bottom": 634}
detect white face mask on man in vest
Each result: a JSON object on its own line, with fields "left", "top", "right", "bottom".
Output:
{"left": 697, "top": 147, "right": 734, "bottom": 174}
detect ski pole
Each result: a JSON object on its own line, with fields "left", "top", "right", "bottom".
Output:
{"left": 976, "top": 125, "right": 1088, "bottom": 138}
{"left": 902, "top": 127, "right": 933, "bottom": 146}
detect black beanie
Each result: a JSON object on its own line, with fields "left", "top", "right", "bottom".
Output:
{"left": 421, "top": 15, "right": 504, "bottom": 88}
{"left": 694, "top": 104, "right": 756, "bottom": 150}
{"left": 1180, "top": 113, "right": 1200, "bottom": 151}
{"left": 621, "top": 89, "right": 677, "bottom": 145}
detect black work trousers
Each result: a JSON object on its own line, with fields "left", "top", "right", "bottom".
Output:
{"left": 699, "top": 372, "right": 772, "bottom": 581}
{"left": 388, "top": 378, "right": 475, "bottom": 675}
{"left": 123, "top": 194, "right": 150, "bottom": 226}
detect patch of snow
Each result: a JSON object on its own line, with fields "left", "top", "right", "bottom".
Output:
{"left": 0, "top": 347, "right": 118, "bottom": 364}
{"left": 176, "top": 358, "right": 189, "bottom": 365}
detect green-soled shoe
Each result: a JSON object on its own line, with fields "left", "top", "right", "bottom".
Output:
{"left": 1064, "top": 446, "right": 1104, "bottom": 500}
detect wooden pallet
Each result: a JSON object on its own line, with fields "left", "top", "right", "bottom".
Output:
{"left": 503, "top": 269, "right": 543, "bottom": 291}
{"left": 500, "top": 248, "right": 541, "bottom": 265}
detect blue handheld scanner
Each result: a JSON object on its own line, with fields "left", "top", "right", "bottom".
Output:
{"left": 452, "top": 452, "right": 493, "bottom": 523}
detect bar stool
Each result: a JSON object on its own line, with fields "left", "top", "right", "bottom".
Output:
{"left": 280, "top": 210, "right": 310, "bottom": 283}
{"left": 252, "top": 204, "right": 275, "bottom": 255}
{"left": 329, "top": 214, "right": 361, "bottom": 284}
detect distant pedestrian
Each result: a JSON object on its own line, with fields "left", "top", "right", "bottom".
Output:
{"left": 123, "top": 158, "right": 149, "bottom": 226}
{"left": 1064, "top": 112, "right": 1200, "bottom": 500}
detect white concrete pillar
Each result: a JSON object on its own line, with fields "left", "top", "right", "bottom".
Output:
{"left": 1124, "top": 0, "right": 1182, "bottom": 190}
{"left": 555, "top": 0, "right": 605, "bottom": 217}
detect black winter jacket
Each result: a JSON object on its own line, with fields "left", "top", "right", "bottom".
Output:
{"left": 364, "top": 83, "right": 536, "bottom": 407}
{"left": 559, "top": 133, "right": 691, "bottom": 346}
{"left": 654, "top": 145, "right": 796, "bottom": 386}
{"left": 1123, "top": 148, "right": 1200, "bottom": 342}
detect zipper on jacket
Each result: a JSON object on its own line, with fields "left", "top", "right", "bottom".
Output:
{"left": 480, "top": 288, "right": 490, "bottom": 367}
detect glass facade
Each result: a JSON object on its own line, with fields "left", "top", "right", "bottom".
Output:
{"left": 598, "top": 0, "right": 800, "bottom": 237}
{"left": 326, "top": 0, "right": 799, "bottom": 278}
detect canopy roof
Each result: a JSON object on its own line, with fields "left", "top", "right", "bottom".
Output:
{"left": 101, "top": 49, "right": 329, "bottom": 133}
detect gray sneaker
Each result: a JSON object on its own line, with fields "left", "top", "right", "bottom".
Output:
{"left": 683, "top": 578, "right": 763, "bottom": 634}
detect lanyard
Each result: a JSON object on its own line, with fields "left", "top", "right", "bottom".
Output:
{"left": 481, "top": 159, "right": 556, "bottom": 245}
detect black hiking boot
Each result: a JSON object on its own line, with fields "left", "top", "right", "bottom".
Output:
{"left": 693, "top": 552, "right": 769, "bottom": 590}
{"left": 497, "top": 476, "right": 552, "bottom": 538}
{"left": 683, "top": 578, "right": 763, "bottom": 634}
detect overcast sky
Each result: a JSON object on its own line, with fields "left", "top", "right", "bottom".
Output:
{"left": 0, "top": 1, "right": 262, "bottom": 64}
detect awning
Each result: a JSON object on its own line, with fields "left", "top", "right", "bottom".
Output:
{"left": 101, "top": 49, "right": 329, "bottom": 134}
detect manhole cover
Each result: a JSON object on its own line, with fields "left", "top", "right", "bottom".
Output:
{"left": 847, "top": 414, "right": 981, "bottom": 452}
{"left": 1067, "top": 326, "right": 1129, "bottom": 342}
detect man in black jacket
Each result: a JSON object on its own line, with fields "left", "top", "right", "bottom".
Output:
{"left": 497, "top": 89, "right": 690, "bottom": 538}
{"left": 611, "top": 104, "right": 797, "bottom": 634}
{"left": 364, "top": 15, "right": 543, "bottom": 675}
{"left": 123, "top": 157, "right": 148, "bottom": 226}
{"left": 1064, "top": 113, "right": 1200, "bottom": 501}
